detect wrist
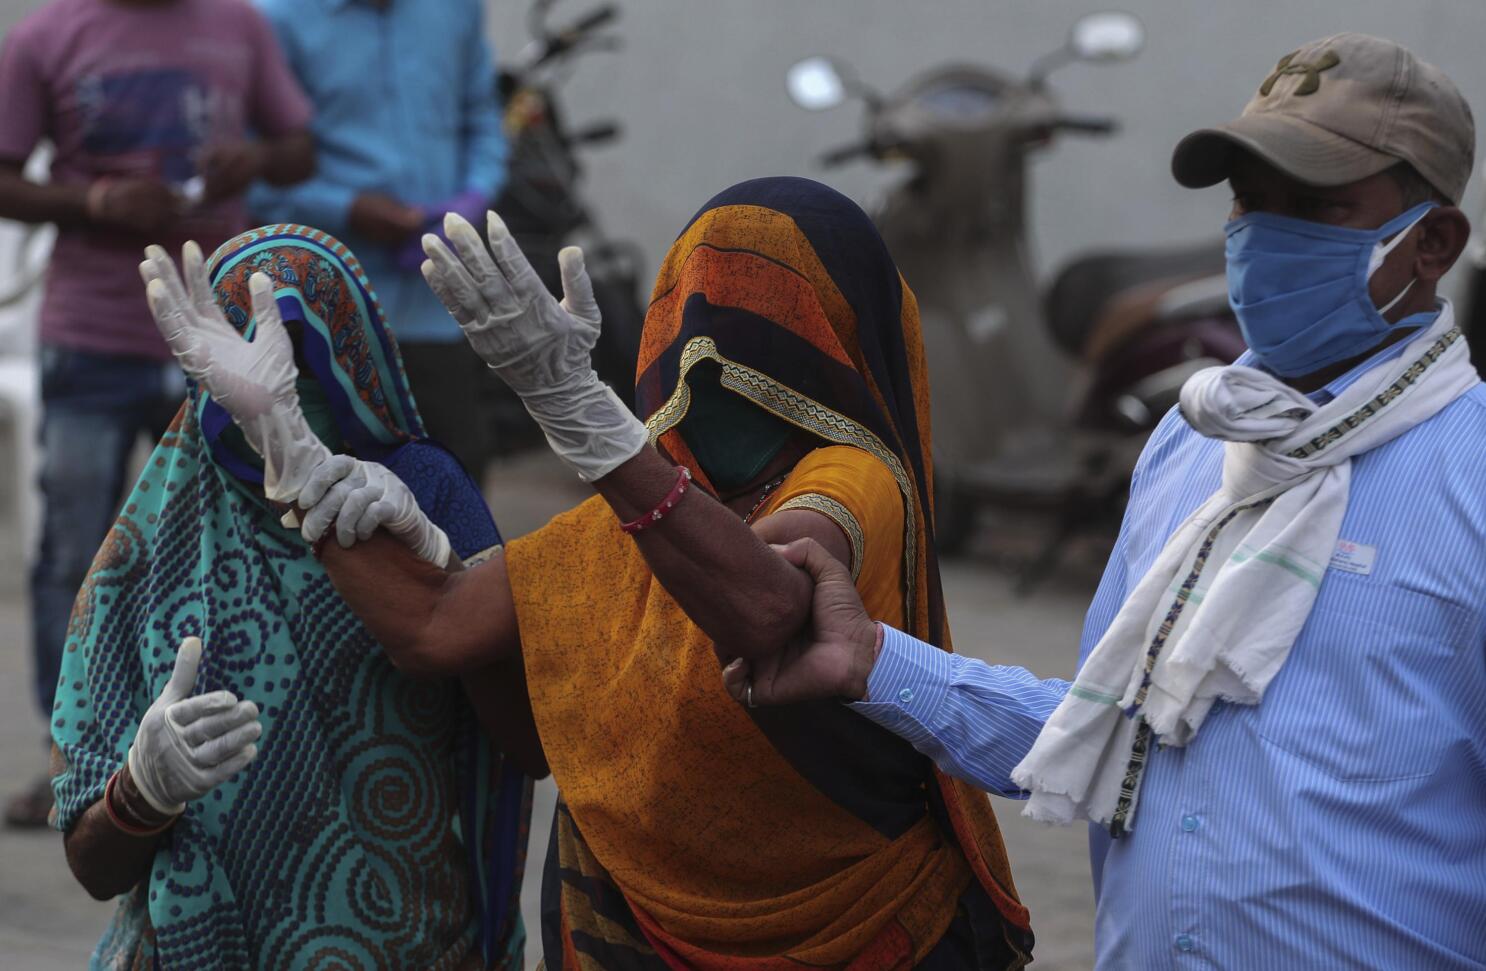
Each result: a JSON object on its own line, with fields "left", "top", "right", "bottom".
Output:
{"left": 847, "top": 621, "right": 883, "bottom": 702}
{"left": 125, "top": 744, "right": 186, "bottom": 818}
{"left": 108, "top": 764, "right": 179, "bottom": 836}
{"left": 85, "top": 178, "right": 114, "bottom": 225}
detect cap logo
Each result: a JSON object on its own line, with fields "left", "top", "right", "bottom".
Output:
{"left": 1259, "top": 49, "right": 1341, "bottom": 97}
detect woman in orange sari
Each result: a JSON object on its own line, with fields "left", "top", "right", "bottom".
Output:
{"left": 146, "top": 178, "right": 1035, "bottom": 968}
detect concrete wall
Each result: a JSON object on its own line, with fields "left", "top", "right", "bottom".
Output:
{"left": 4, "top": 0, "right": 1485, "bottom": 292}
{"left": 480, "top": 0, "right": 1486, "bottom": 296}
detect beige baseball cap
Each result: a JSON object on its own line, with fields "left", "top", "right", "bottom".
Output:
{"left": 1172, "top": 33, "right": 1476, "bottom": 204}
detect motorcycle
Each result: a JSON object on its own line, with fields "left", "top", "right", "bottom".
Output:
{"left": 490, "top": 0, "right": 647, "bottom": 451}
{"left": 787, "top": 12, "right": 1243, "bottom": 585}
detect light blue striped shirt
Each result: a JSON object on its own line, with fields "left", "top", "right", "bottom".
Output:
{"left": 854, "top": 334, "right": 1486, "bottom": 969}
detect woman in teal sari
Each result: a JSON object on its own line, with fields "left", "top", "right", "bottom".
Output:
{"left": 49, "top": 224, "right": 530, "bottom": 970}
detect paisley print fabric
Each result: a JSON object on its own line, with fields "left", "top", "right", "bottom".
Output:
{"left": 50, "top": 226, "right": 529, "bottom": 970}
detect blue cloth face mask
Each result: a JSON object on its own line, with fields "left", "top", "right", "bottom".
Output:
{"left": 1224, "top": 202, "right": 1436, "bottom": 378}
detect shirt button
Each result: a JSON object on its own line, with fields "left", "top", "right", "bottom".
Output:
{"left": 898, "top": 688, "right": 914, "bottom": 703}
{"left": 1181, "top": 814, "right": 1199, "bottom": 832}
{"left": 1175, "top": 934, "right": 1195, "bottom": 952}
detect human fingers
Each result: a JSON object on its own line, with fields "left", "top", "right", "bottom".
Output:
{"left": 722, "top": 658, "right": 752, "bottom": 703}
{"left": 140, "top": 245, "right": 192, "bottom": 319}
{"left": 202, "top": 743, "right": 258, "bottom": 785}
{"left": 485, "top": 209, "right": 547, "bottom": 304}
{"left": 772, "top": 538, "right": 852, "bottom": 587}
{"left": 248, "top": 272, "right": 293, "bottom": 364}
{"left": 178, "top": 700, "right": 259, "bottom": 747}
{"left": 335, "top": 478, "right": 383, "bottom": 548}
{"left": 167, "top": 690, "right": 240, "bottom": 727}
{"left": 557, "top": 246, "right": 599, "bottom": 325}
{"left": 297, "top": 454, "right": 357, "bottom": 511}
{"left": 444, "top": 212, "right": 523, "bottom": 317}
{"left": 420, "top": 235, "right": 486, "bottom": 326}
{"left": 160, "top": 637, "right": 203, "bottom": 704}
{"left": 181, "top": 240, "right": 236, "bottom": 341}
{"left": 300, "top": 472, "right": 360, "bottom": 544}
{"left": 192, "top": 718, "right": 263, "bottom": 766}
{"left": 354, "top": 498, "right": 400, "bottom": 542}
{"left": 144, "top": 277, "right": 204, "bottom": 369}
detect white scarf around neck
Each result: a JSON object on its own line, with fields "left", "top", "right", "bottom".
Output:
{"left": 1010, "top": 303, "right": 1479, "bottom": 834}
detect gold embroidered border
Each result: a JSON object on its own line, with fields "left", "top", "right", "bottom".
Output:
{"left": 777, "top": 494, "right": 865, "bottom": 580}
{"left": 644, "top": 336, "right": 918, "bottom": 622}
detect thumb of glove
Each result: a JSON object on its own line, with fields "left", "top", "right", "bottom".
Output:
{"left": 161, "top": 636, "right": 203, "bottom": 705}
{"left": 558, "top": 246, "right": 600, "bottom": 325}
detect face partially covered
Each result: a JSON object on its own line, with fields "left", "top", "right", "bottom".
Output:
{"left": 1220, "top": 152, "right": 1471, "bottom": 383}
{"left": 1226, "top": 154, "right": 1425, "bottom": 317}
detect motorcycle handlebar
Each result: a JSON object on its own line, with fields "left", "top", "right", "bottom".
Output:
{"left": 1053, "top": 115, "right": 1120, "bottom": 136}
{"left": 819, "top": 142, "right": 872, "bottom": 167}
{"left": 570, "top": 120, "right": 621, "bottom": 146}
{"left": 536, "top": 4, "right": 619, "bottom": 66}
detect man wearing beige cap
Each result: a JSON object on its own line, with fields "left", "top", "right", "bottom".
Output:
{"left": 728, "top": 33, "right": 1486, "bottom": 969}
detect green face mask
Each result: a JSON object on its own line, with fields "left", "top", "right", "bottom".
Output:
{"left": 678, "top": 368, "right": 794, "bottom": 494}
{"left": 297, "top": 377, "right": 343, "bottom": 451}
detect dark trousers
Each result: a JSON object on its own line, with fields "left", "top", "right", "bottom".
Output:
{"left": 30, "top": 346, "right": 182, "bottom": 720}
{"left": 398, "top": 340, "right": 494, "bottom": 480}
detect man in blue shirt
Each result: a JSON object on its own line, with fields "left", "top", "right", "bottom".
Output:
{"left": 729, "top": 34, "right": 1486, "bottom": 970}
{"left": 250, "top": 0, "right": 506, "bottom": 475}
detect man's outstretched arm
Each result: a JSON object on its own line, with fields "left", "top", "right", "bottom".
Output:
{"left": 723, "top": 538, "right": 1069, "bottom": 797}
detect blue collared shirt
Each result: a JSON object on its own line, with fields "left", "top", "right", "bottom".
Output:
{"left": 855, "top": 325, "right": 1486, "bottom": 969}
{"left": 249, "top": 0, "right": 506, "bottom": 343}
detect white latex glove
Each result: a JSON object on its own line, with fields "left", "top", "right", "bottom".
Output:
{"left": 139, "top": 242, "right": 332, "bottom": 504}
{"left": 419, "top": 211, "right": 648, "bottom": 481}
{"left": 126, "top": 637, "right": 262, "bottom": 816}
{"left": 292, "top": 454, "right": 452, "bottom": 567}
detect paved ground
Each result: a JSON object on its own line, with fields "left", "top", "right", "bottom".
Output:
{"left": 0, "top": 450, "right": 1103, "bottom": 969}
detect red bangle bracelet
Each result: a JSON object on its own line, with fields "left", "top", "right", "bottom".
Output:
{"left": 104, "top": 771, "right": 177, "bottom": 838}
{"left": 620, "top": 466, "right": 692, "bottom": 535}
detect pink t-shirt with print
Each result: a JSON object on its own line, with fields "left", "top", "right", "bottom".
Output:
{"left": 0, "top": 0, "right": 312, "bottom": 360}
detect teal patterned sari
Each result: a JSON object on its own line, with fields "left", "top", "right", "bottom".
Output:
{"left": 50, "top": 225, "right": 529, "bottom": 970}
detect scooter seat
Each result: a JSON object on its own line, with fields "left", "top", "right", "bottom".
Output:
{"left": 1045, "top": 241, "right": 1226, "bottom": 356}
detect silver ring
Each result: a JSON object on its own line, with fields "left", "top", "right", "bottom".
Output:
{"left": 746, "top": 681, "right": 756, "bottom": 709}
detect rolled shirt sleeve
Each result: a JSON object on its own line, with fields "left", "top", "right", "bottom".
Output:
{"left": 851, "top": 625, "right": 1070, "bottom": 797}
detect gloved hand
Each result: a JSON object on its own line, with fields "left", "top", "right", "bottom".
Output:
{"left": 126, "top": 637, "right": 262, "bottom": 816}
{"left": 419, "top": 210, "right": 648, "bottom": 482}
{"left": 394, "top": 190, "right": 488, "bottom": 272}
{"left": 292, "top": 454, "right": 452, "bottom": 567}
{"left": 139, "top": 242, "right": 332, "bottom": 504}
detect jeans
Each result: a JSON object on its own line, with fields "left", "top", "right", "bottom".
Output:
{"left": 29, "top": 346, "right": 183, "bottom": 722}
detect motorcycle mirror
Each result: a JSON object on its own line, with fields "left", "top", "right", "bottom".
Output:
{"left": 1068, "top": 12, "right": 1145, "bottom": 63}
{"left": 787, "top": 57, "right": 848, "bottom": 111}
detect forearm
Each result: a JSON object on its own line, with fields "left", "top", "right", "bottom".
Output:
{"left": 317, "top": 531, "right": 518, "bottom": 675}
{"left": 258, "top": 131, "right": 315, "bottom": 186}
{"left": 852, "top": 626, "right": 1070, "bottom": 797}
{"left": 62, "top": 764, "right": 173, "bottom": 901}
{"left": 592, "top": 446, "right": 812, "bottom": 658}
{"left": 0, "top": 168, "right": 88, "bottom": 227}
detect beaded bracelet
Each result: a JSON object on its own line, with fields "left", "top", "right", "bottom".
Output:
{"left": 103, "top": 771, "right": 178, "bottom": 838}
{"left": 620, "top": 466, "right": 692, "bottom": 535}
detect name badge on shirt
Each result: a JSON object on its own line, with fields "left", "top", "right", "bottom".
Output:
{"left": 1329, "top": 539, "right": 1377, "bottom": 576}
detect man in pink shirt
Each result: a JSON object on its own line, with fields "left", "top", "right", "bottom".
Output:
{"left": 0, "top": 0, "right": 314, "bottom": 827}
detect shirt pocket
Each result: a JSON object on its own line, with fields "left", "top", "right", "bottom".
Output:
{"left": 1255, "top": 578, "right": 1473, "bottom": 782}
